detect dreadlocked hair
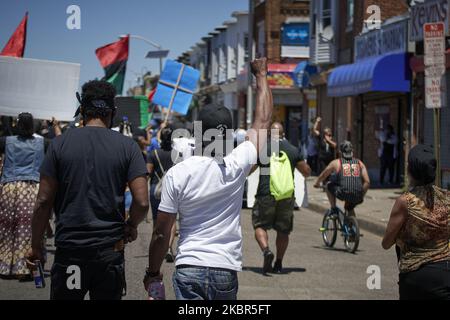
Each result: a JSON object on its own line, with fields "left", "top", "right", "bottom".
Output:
{"left": 80, "top": 80, "right": 116, "bottom": 119}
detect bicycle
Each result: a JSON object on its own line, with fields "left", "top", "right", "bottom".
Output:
{"left": 319, "top": 207, "right": 360, "bottom": 253}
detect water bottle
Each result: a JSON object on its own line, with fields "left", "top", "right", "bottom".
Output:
{"left": 148, "top": 280, "right": 165, "bottom": 300}
{"left": 32, "top": 260, "right": 46, "bottom": 289}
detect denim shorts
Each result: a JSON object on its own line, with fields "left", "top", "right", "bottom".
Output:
{"left": 172, "top": 265, "right": 238, "bottom": 300}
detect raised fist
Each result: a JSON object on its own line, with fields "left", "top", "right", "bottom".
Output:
{"left": 251, "top": 57, "right": 268, "bottom": 77}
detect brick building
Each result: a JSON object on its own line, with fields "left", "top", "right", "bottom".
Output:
{"left": 309, "top": 0, "right": 410, "bottom": 185}
{"left": 252, "top": 0, "right": 311, "bottom": 147}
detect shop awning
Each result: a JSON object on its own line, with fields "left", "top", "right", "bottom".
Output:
{"left": 293, "top": 61, "right": 318, "bottom": 89}
{"left": 328, "top": 53, "right": 411, "bottom": 97}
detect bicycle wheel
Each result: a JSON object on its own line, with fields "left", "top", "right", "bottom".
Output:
{"left": 321, "top": 211, "right": 337, "bottom": 247}
{"left": 343, "top": 216, "right": 360, "bottom": 253}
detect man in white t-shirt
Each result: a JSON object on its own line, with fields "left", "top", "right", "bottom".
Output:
{"left": 143, "top": 58, "right": 273, "bottom": 300}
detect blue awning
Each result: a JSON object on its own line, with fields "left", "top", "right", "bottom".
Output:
{"left": 293, "top": 61, "right": 318, "bottom": 89}
{"left": 328, "top": 53, "right": 411, "bottom": 97}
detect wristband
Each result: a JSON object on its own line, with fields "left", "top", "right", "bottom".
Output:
{"left": 145, "top": 268, "right": 160, "bottom": 278}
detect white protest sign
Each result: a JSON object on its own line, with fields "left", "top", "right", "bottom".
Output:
{"left": 0, "top": 57, "right": 80, "bottom": 120}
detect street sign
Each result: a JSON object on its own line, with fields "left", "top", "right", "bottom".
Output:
{"left": 425, "top": 65, "right": 446, "bottom": 77}
{"left": 424, "top": 22, "right": 447, "bottom": 109}
{"left": 424, "top": 22, "right": 446, "bottom": 66}
{"left": 424, "top": 22, "right": 446, "bottom": 186}
{"left": 145, "top": 50, "right": 169, "bottom": 59}
{"left": 425, "top": 76, "right": 446, "bottom": 109}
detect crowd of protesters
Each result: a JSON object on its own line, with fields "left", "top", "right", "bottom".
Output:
{"left": 0, "top": 57, "right": 448, "bottom": 301}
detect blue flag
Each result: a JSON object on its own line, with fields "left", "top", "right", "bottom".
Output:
{"left": 152, "top": 60, "right": 200, "bottom": 115}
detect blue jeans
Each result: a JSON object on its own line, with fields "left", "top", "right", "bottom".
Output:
{"left": 172, "top": 266, "right": 238, "bottom": 300}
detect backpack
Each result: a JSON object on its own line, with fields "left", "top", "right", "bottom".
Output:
{"left": 269, "top": 151, "right": 295, "bottom": 201}
{"left": 153, "top": 150, "right": 166, "bottom": 200}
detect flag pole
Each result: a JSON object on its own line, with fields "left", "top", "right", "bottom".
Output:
{"left": 434, "top": 108, "right": 441, "bottom": 187}
{"left": 163, "top": 64, "right": 186, "bottom": 126}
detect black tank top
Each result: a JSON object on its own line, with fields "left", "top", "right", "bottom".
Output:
{"left": 337, "top": 158, "right": 364, "bottom": 203}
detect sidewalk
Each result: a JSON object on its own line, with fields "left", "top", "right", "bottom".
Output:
{"left": 304, "top": 177, "right": 403, "bottom": 237}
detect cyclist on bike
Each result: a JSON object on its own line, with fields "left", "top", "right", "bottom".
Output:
{"left": 313, "top": 141, "right": 370, "bottom": 217}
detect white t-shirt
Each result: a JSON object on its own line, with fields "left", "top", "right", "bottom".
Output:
{"left": 158, "top": 141, "right": 258, "bottom": 271}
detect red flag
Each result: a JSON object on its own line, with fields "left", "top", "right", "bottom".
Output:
{"left": 1, "top": 12, "right": 28, "bottom": 58}
{"left": 148, "top": 88, "right": 156, "bottom": 102}
{"left": 95, "top": 35, "right": 129, "bottom": 68}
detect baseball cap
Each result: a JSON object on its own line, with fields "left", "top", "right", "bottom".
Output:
{"left": 197, "top": 104, "right": 233, "bottom": 136}
{"left": 340, "top": 141, "right": 353, "bottom": 159}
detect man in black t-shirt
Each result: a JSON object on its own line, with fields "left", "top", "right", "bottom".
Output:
{"left": 252, "top": 122, "right": 311, "bottom": 275}
{"left": 312, "top": 117, "right": 336, "bottom": 175}
{"left": 26, "top": 80, "right": 149, "bottom": 300}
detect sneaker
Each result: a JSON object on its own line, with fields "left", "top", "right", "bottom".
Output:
{"left": 272, "top": 260, "right": 283, "bottom": 274}
{"left": 262, "top": 250, "right": 274, "bottom": 274}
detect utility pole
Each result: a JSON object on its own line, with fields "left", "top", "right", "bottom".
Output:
{"left": 119, "top": 34, "right": 166, "bottom": 75}
{"left": 246, "top": 0, "right": 254, "bottom": 129}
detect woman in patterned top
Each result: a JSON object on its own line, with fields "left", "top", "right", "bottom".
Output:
{"left": 382, "top": 145, "right": 450, "bottom": 300}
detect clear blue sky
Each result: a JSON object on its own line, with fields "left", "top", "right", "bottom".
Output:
{"left": 0, "top": 0, "right": 247, "bottom": 93}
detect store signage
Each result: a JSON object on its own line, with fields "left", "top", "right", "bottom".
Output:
{"left": 355, "top": 20, "right": 408, "bottom": 61}
{"left": 410, "top": 0, "right": 449, "bottom": 42}
{"left": 424, "top": 22, "right": 447, "bottom": 109}
{"left": 282, "top": 23, "right": 309, "bottom": 46}
{"left": 281, "top": 23, "right": 310, "bottom": 58}
{"left": 267, "top": 64, "right": 296, "bottom": 89}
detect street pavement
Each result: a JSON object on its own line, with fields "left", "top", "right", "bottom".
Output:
{"left": 0, "top": 207, "right": 399, "bottom": 300}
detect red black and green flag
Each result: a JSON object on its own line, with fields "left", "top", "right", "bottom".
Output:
{"left": 95, "top": 35, "right": 129, "bottom": 95}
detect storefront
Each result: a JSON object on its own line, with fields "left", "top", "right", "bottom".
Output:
{"left": 267, "top": 63, "right": 305, "bottom": 147}
{"left": 327, "top": 18, "right": 411, "bottom": 185}
{"left": 293, "top": 61, "right": 318, "bottom": 148}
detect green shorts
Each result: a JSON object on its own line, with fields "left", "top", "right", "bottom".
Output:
{"left": 252, "top": 195, "right": 295, "bottom": 234}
